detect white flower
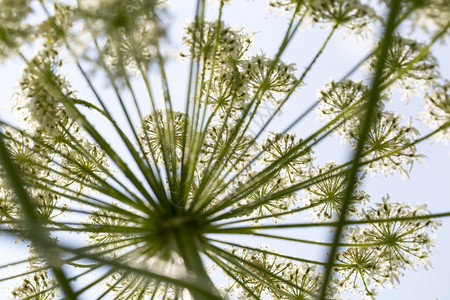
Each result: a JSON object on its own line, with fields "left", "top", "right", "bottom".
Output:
{"left": 260, "top": 132, "right": 314, "bottom": 183}
{"left": 15, "top": 47, "right": 75, "bottom": 135}
{"left": 342, "top": 112, "right": 420, "bottom": 178}
{"left": 202, "top": 123, "right": 255, "bottom": 170}
{"left": 362, "top": 195, "right": 440, "bottom": 271}
{"left": 311, "top": 0, "right": 378, "bottom": 35}
{"left": 181, "top": 21, "right": 252, "bottom": 64}
{"left": 242, "top": 54, "right": 297, "bottom": 100}
{"left": 304, "top": 162, "right": 369, "bottom": 221}
{"left": 419, "top": 81, "right": 450, "bottom": 145}
{"left": 0, "top": 0, "right": 33, "bottom": 59}
{"left": 201, "top": 63, "right": 250, "bottom": 119}
{"left": 315, "top": 79, "right": 387, "bottom": 135}
{"left": 10, "top": 271, "right": 58, "bottom": 299}
{"left": 368, "top": 34, "right": 439, "bottom": 96}
{"left": 137, "top": 110, "right": 187, "bottom": 163}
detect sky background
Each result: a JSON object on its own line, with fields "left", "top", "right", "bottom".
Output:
{"left": 1, "top": 1, "right": 449, "bottom": 299}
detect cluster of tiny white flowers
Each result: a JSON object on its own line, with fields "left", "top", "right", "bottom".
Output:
{"left": 361, "top": 196, "right": 439, "bottom": 270}
{"left": 10, "top": 271, "right": 58, "bottom": 299}
{"left": 335, "top": 246, "right": 384, "bottom": 298}
{"left": 304, "top": 162, "right": 369, "bottom": 221}
{"left": 86, "top": 208, "right": 135, "bottom": 257}
{"left": 1, "top": 185, "right": 66, "bottom": 233}
{"left": 77, "top": 0, "right": 163, "bottom": 76}
{"left": 368, "top": 34, "right": 439, "bottom": 98}
{"left": 182, "top": 19, "right": 298, "bottom": 124}
{"left": 12, "top": 39, "right": 112, "bottom": 197}
{"left": 78, "top": 0, "right": 162, "bottom": 37}
{"left": 15, "top": 47, "right": 74, "bottom": 136}
{"left": 137, "top": 110, "right": 187, "bottom": 163}
{"left": 377, "top": 0, "right": 450, "bottom": 38}
{"left": 1, "top": 127, "right": 71, "bottom": 228}
{"left": 102, "top": 19, "right": 158, "bottom": 76}
{"left": 268, "top": 0, "right": 378, "bottom": 37}
{"left": 224, "top": 246, "right": 293, "bottom": 298}
{"left": 202, "top": 123, "right": 255, "bottom": 170}
{"left": 1, "top": 128, "right": 46, "bottom": 177}
{"left": 260, "top": 132, "right": 314, "bottom": 183}
{"left": 201, "top": 64, "right": 250, "bottom": 119}
{"left": 242, "top": 54, "right": 298, "bottom": 100}
{"left": 334, "top": 195, "right": 440, "bottom": 297}
{"left": 0, "top": 188, "right": 17, "bottom": 225}
{"left": 279, "top": 263, "right": 338, "bottom": 300}
{"left": 58, "top": 138, "right": 110, "bottom": 194}
{"left": 342, "top": 111, "right": 419, "bottom": 178}
{"left": 235, "top": 175, "right": 296, "bottom": 223}
{"left": 316, "top": 79, "right": 369, "bottom": 121}
{"left": 30, "top": 188, "right": 67, "bottom": 222}
{"left": 37, "top": 3, "right": 75, "bottom": 46}
{"left": 223, "top": 246, "right": 338, "bottom": 299}
{"left": 181, "top": 21, "right": 252, "bottom": 64}
{"left": 315, "top": 79, "right": 387, "bottom": 134}
{"left": 419, "top": 81, "right": 450, "bottom": 145}
{"left": 0, "top": 0, "right": 32, "bottom": 59}
{"left": 311, "top": 0, "right": 378, "bottom": 35}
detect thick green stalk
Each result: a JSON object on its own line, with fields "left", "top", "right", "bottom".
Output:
{"left": 172, "top": 226, "right": 221, "bottom": 300}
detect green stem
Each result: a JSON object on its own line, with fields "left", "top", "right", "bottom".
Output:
{"left": 0, "top": 127, "right": 76, "bottom": 299}
{"left": 172, "top": 226, "right": 221, "bottom": 300}
{"left": 319, "top": 2, "right": 402, "bottom": 298}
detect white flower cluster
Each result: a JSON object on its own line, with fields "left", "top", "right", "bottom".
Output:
{"left": 242, "top": 54, "right": 298, "bottom": 100}
{"left": 223, "top": 247, "right": 338, "bottom": 299}
{"left": 137, "top": 110, "right": 187, "bottom": 163}
{"left": 368, "top": 34, "right": 439, "bottom": 98}
{"left": 16, "top": 47, "right": 74, "bottom": 136}
{"left": 344, "top": 112, "right": 420, "bottom": 178}
{"left": 235, "top": 175, "right": 297, "bottom": 223}
{"left": 37, "top": 3, "right": 75, "bottom": 46}
{"left": 182, "top": 20, "right": 298, "bottom": 121}
{"left": 77, "top": 0, "right": 163, "bottom": 76}
{"left": 11, "top": 271, "right": 58, "bottom": 299}
{"left": 260, "top": 132, "right": 314, "bottom": 183}
{"left": 102, "top": 18, "right": 160, "bottom": 76}
{"left": 335, "top": 195, "right": 440, "bottom": 297}
{"left": 10, "top": 45, "right": 112, "bottom": 197}
{"left": 0, "top": 0, "right": 32, "bottom": 59}
{"left": 0, "top": 128, "right": 67, "bottom": 232}
{"left": 202, "top": 123, "right": 254, "bottom": 170}
{"left": 58, "top": 138, "right": 111, "bottom": 194}
{"left": 304, "top": 162, "right": 369, "bottom": 221}
{"left": 201, "top": 63, "right": 250, "bottom": 118}
{"left": 315, "top": 79, "right": 387, "bottom": 134}
{"left": 268, "top": 0, "right": 378, "bottom": 37}
{"left": 78, "top": 0, "right": 162, "bottom": 38}
{"left": 419, "top": 81, "right": 450, "bottom": 145}
{"left": 86, "top": 208, "right": 136, "bottom": 257}
{"left": 377, "top": 0, "right": 450, "bottom": 38}
{"left": 310, "top": 0, "right": 378, "bottom": 35}
{"left": 181, "top": 21, "right": 252, "bottom": 64}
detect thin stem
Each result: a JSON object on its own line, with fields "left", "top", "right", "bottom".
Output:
{"left": 319, "top": 2, "right": 402, "bottom": 298}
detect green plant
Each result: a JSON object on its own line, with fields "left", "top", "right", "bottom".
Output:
{"left": 0, "top": 0, "right": 449, "bottom": 299}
